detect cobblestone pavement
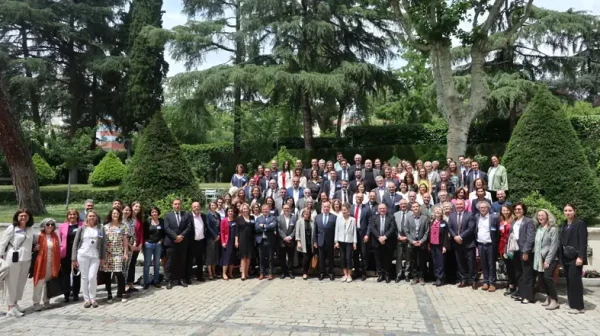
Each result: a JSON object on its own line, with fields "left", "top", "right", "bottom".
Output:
{"left": 2, "top": 274, "right": 600, "bottom": 336}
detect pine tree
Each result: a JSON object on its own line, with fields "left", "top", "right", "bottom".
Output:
{"left": 503, "top": 88, "right": 600, "bottom": 221}
{"left": 119, "top": 111, "right": 200, "bottom": 208}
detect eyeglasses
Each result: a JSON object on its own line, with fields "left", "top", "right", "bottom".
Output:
{"left": 45, "top": 223, "right": 56, "bottom": 227}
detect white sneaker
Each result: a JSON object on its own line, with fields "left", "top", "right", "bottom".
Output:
{"left": 7, "top": 307, "right": 24, "bottom": 317}
{"left": 346, "top": 277, "right": 352, "bottom": 283}
{"left": 121, "top": 298, "right": 128, "bottom": 303}
{"left": 33, "top": 303, "right": 43, "bottom": 311}
{"left": 341, "top": 276, "right": 347, "bottom": 282}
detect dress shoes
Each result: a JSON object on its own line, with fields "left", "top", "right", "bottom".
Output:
{"left": 471, "top": 282, "right": 478, "bottom": 290}
{"left": 385, "top": 276, "right": 391, "bottom": 283}
{"left": 330, "top": 275, "right": 335, "bottom": 281}
{"left": 319, "top": 274, "right": 325, "bottom": 281}
{"left": 280, "top": 274, "right": 287, "bottom": 280}
{"left": 377, "top": 276, "right": 384, "bottom": 282}
{"left": 196, "top": 277, "right": 206, "bottom": 282}
{"left": 166, "top": 282, "right": 173, "bottom": 290}
{"left": 185, "top": 279, "right": 193, "bottom": 285}
{"left": 395, "top": 276, "right": 402, "bottom": 283}
{"left": 289, "top": 274, "right": 295, "bottom": 279}
{"left": 178, "top": 280, "right": 188, "bottom": 288}
{"left": 361, "top": 274, "right": 367, "bottom": 281}
{"left": 434, "top": 280, "right": 442, "bottom": 287}
{"left": 457, "top": 282, "right": 467, "bottom": 288}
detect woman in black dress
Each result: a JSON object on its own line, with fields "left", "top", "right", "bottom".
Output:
{"left": 560, "top": 203, "right": 587, "bottom": 314}
{"left": 307, "top": 169, "right": 322, "bottom": 200}
{"left": 235, "top": 203, "right": 255, "bottom": 281}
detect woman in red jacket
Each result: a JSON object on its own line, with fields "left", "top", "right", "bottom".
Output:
{"left": 499, "top": 204, "right": 516, "bottom": 296}
{"left": 220, "top": 207, "right": 237, "bottom": 280}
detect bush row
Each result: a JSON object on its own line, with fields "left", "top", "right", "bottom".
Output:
{"left": 0, "top": 186, "right": 119, "bottom": 205}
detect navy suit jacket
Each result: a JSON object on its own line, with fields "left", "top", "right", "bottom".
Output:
{"left": 467, "top": 170, "right": 488, "bottom": 191}
{"left": 313, "top": 213, "right": 337, "bottom": 247}
{"left": 254, "top": 214, "right": 277, "bottom": 244}
{"left": 448, "top": 211, "right": 476, "bottom": 249}
{"left": 320, "top": 179, "right": 341, "bottom": 198}
{"left": 286, "top": 187, "right": 305, "bottom": 199}
{"left": 350, "top": 203, "right": 371, "bottom": 238}
{"left": 206, "top": 211, "right": 221, "bottom": 240}
{"left": 163, "top": 211, "right": 193, "bottom": 247}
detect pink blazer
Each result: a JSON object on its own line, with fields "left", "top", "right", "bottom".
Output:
{"left": 59, "top": 220, "right": 83, "bottom": 259}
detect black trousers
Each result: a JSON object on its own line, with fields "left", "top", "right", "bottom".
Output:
{"left": 318, "top": 244, "right": 335, "bottom": 275}
{"left": 455, "top": 246, "right": 476, "bottom": 283}
{"left": 564, "top": 262, "right": 584, "bottom": 310}
{"left": 339, "top": 242, "right": 353, "bottom": 269}
{"left": 127, "top": 250, "right": 140, "bottom": 283}
{"left": 259, "top": 240, "right": 275, "bottom": 275}
{"left": 408, "top": 246, "right": 427, "bottom": 279}
{"left": 430, "top": 244, "right": 445, "bottom": 281}
{"left": 278, "top": 245, "right": 295, "bottom": 275}
{"left": 502, "top": 255, "right": 517, "bottom": 288}
{"left": 104, "top": 272, "right": 125, "bottom": 298}
{"left": 61, "top": 257, "right": 80, "bottom": 300}
{"left": 301, "top": 245, "right": 314, "bottom": 274}
{"left": 444, "top": 248, "right": 458, "bottom": 284}
{"left": 478, "top": 243, "right": 497, "bottom": 284}
{"left": 186, "top": 239, "right": 206, "bottom": 280}
{"left": 374, "top": 244, "right": 391, "bottom": 277}
{"left": 395, "top": 242, "right": 408, "bottom": 277}
{"left": 537, "top": 260, "right": 558, "bottom": 300}
{"left": 514, "top": 251, "right": 535, "bottom": 301}
{"left": 353, "top": 236, "right": 368, "bottom": 275}
{"left": 165, "top": 241, "right": 188, "bottom": 282}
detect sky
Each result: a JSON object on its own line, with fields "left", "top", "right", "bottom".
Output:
{"left": 160, "top": 0, "right": 600, "bottom": 77}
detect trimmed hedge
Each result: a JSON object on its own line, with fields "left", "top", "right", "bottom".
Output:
{"left": 0, "top": 185, "right": 118, "bottom": 205}
{"left": 33, "top": 153, "right": 56, "bottom": 185}
{"left": 503, "top": 89, "right": 600, "bottom": 221}
{"left": 119, "top": 112, "right": 201, "bottom": 209}
{"left": 89, "top": 151, "right": 127, "bottom": 187}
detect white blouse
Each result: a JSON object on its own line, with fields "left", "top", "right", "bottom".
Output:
{"left": 78, "top": 227, "right": 100, "bottom": 259}
{"left": 0, "top": 225, "right": 34, "bottom": 262}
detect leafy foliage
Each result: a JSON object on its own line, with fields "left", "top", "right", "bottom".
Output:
{"left": 88, "top": 151, "right": 127, "bottom": 187}
{"left": 152, "top": 193, "right": 199, "bottom": 217}
{"left": 268, "top": 147, "right": 300, "bottom": 171}
{"left": 119, "top": 111, "right": 200, "bottom": 209}
{"left": 522, "top": 191, "right": 566, "bottom": 224}
{"left": 503, "top": 88, "right": 600, "bottom": 221}
{"left": 32, "top": 153, "right": 55, "bottom": 185}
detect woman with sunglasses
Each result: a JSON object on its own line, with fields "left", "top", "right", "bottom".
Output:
{"left": 0, "top": 209, "right": 35, "bottom": 317}
{"left": 32, "top": 218, "right": 61, "bottom": 311}
{"left": 59, "top": 209, "right": 83, "bottom": 302}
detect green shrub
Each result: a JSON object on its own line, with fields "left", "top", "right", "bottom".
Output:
{"left": 503, "top": 88, "right": 600, "bottom": 221}
{"left": 88, "top": 151, "right": 127, "bottom": 187}
{"left": 33, "top": 153, "right": 56, "bottom": 185}
{"left": 119, "top": 112, "right": 201, "bottom": 209}
{"left": 0, "top": 185, "right": 118, "bottom": 205}
{"left": 268, "top": 146, "right": 300, "bottom": 169}
{"left": 152, "top": 193, "right": 199, "bottom": 217}
{"left": 522, "top": 191, "right": 566, "bottom": 224}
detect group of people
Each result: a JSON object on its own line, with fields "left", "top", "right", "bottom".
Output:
{"left": 0, "top": 153, "right": 589, "bottom": 318}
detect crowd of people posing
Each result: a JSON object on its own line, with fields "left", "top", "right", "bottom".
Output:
{"left": 0, "top": 154, "right": 589, "bottom": 318}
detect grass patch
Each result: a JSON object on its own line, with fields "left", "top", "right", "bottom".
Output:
{"left": 0, "top": 183, "right": 229, "bottom": 192}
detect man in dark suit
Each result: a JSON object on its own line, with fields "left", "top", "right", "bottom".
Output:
{"left": 349, "top": 169, "right": 363, "bottom": 193}
{"left": 263, "top": 179, "right": 279, "bottom": 199}
{"left": 80, "top": 199, "right": 94, "bottom": 221}
{"left": 286, "top": 177, "right": 304, "bottom": 202}
{"left": 383, "top": 167, "right": 400, "bottom": 189}
{"left": 367, "top": 191, "right": 379, "bottom": 215}
{"left": 393, "top": 199, "right": 411, "bottom": 282}
{"left": 369, "top": 203, "right": 396, "bottom": 283}
{"left": 320, "top": 170, "right": 341, "bottom": 201}
{"left": 185, "top": 201, "right": 207, "bottom": 283}
{"left": 337, "top": 159, "right": 352, "bottom": 182}
{"left": 406, "top": 202, "right": 430, "bottom": 284}
{"left": 351, "top": 194, "right": 371, "bottom": 281}
{"left": 270, "top": 160, "right": 280, "bottom": 181}
{"left": 277, "top": 204, "right": 296, "bottom": 279}
{"left": 383, "top": 182, "right": 402, "bottom": 213}
{"left": 313, "top": 201, "right": 337, "bottom": 281}
{"left": 259, "top": 168, "right": 272, "bottom": 191}
{"left": 448, "top": 199, "right": 477, "bottom": 288}
{"left": 362, "top": 160, "right": 379, "bottom": 191}
{"left": 475, "top": 201, "right": 500, "bottom": 292}
{"left": 255, "top": 204, "right": 277, "bottom": 280}
{"left": 373, "top": 176, "right": 388, "bottom": 205}
{"left": 163, "top": 198, "right": 193, "bottom": 289}
{"left": 304, "top": 158, "right": 320, "bottom": 179}
{"left": 467, "top": 160, "right": 488, "bottom": 192}
{"left": 334, "top": 179, "right": 353, "bottom": 205}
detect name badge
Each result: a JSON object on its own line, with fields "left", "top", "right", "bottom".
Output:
{"left": 440, "top": 224, "right": 446, "bottom": 227}
{"left": 115, "top": 228, "right": 121, "bottom": 233}
{"left": 500, "top": 224, "right": 505, "bottom": 230}
{"left": 394, "top": 202, "right": 400, "bottom": 206}
{"left": 490, "top": 227, "right": 497, "bottom": 231}
{"left": 98, "top": 232, "right": 104, "bottom": 238}
{"left": 73, "top": 228, "right": 78, "bottom": 232}
{"left": 250, "top": 220, "right": 255, "bottom": 224}
{"left": 231, "top": 223, "right": 236, "bottom": 226}
{"left": 336, "top": 183, "right": 341, "bottom": 188}
{"left": 290, "top": 223, "right": 295, "bottom": 227}
{"left": 157, "top": 226, "right": 162, "bottom": 229}
{"left": 16, "top": 229, "right": 24, "bottom": 234}
{"left": 270, "top": 210, "right": 275, "bottom": 214}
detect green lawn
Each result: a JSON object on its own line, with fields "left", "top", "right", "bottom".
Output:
{"left": 0, "top": 203, "right": 113, "bottom": 223}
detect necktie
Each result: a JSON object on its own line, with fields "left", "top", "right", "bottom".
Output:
{"left": 176, "top": 212, "right": 180, "bottom": 226}
{"left": 343, "top": 171, "right": 346, "bottom": 180}
{"left": 458, "top": 213, "right": 462, "bottom": 234}
{"left": 324, "top": 215, "right": 328, "bottom": 227}
{"left": 343, "top": 191, "right": 347, "bottom": 204}
{"left": 380, "top": 216, "right": 385, "bottom": 233}
{"left": 354, "top": 206, "right": 359, "bottom": 220}
{"left": 401, "top": 211, "right": 406, "bottom": 228}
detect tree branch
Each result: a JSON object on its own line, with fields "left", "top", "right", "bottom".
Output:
{"left": 390, "top": 0, "right": 429, "bottom": 52}
{"left": 212, "top": 42, "right": 236, "bottom": 53}
{"left": 480, "top": 0, "right": 505, "bottom": 33}
{"left": 503, "top": 0, "right": 534, "bottom": 42}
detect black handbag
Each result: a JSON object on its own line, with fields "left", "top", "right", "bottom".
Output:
{"left": 46, "top": 272, "right": 70, "bottom": 298}
{"left": 563, "top": 245, "right": 579, "bottom": 259}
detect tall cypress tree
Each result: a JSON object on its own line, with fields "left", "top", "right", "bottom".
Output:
{"left": 122, "top": 0, "right": 168, "bottom": 136}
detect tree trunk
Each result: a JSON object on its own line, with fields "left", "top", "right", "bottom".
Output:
{"left": 0, "top": 76, "right": 46, "bottom": 214}
{"left": 336, "top": 100, "right": 345, "bottom": 138}
{"left": 20, "top": 25, "right": 41, "bottom": 127}
{"left": 232, "top": 0, "right": 243, "bottom": 154}
{"left": 68, "top": 167, "right": 78, "bottom": 185}
{"left": 301, "top": 91, "right": 313, "bottom": 149}
{"left": 446, "top": 115, "right": 470, "bottom": 160}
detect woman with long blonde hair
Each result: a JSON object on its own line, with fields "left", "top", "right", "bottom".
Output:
{"left": 72, "top": 210, "right": 105, "bottom": 308}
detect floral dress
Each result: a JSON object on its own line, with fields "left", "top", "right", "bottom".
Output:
{"left": 101, "top": 223, "right": 129, "bottom": 273}
{"left": 122, "top": 218, "right": 136, "bottom": 275}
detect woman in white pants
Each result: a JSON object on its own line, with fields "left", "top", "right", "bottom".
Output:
{"left": 71, "top": 211, "right": 105, "bottom": 308}
{"left": 0, "top": 209, "right": 35, "bottom": 317}
{"left": 32, "top": 218, "right": 61, "bottom": 311}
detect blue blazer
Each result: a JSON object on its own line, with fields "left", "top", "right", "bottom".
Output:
{"left": 350, "top": 204, "right": 371, "bottom": 238}
{"left": 286, "top": 187, "right": 305, "bottom": 199}
{"left": 206, "top": 211, "right": 221, "bottom": 240}
{"left": 313, "top": 213, "right": 337, "bottom": 247}
{"left": 448, "top": 211, "right": 476, "bottom": 249}
{"left": 254, "top": 214, "right": 277, "bottom": 244}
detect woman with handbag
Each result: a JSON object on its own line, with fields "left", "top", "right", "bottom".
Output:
{"left": 72, "top": 210, "right": 105, "bottom": 308}
{"left": 533, "top": 209, "right": 560, "bottom": 310}
{"left": 560, "top": 204, "right": 587, "bottom": 314}
{"left": 508, "top": 202, "right": 536, "bottom": 304}
{"left": 296, "top": 208, "right": 316, "bottom": 280}
{"left": 32, "top": 218, "right": 61, "bottom": 311}
{"left": 59, "top": 209, "right": 83, "bottom": 302}
{"left": 0, "top": 209, "right": 35, "bottom": 317}
{"left": 100, "top": 208, "right": 129, "bottom": 303}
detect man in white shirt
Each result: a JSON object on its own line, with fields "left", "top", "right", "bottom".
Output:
{"left": 337, "top": 159, "right": 351, "bottom": 182}
{"left": 263, "top": 179, "right": 279, "bottom": 199}
{"left": 185, "top": 201, "right": 207, "bottom": 283}
{"left": 475, "top": 202, "right": 499, "bottom": 292}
